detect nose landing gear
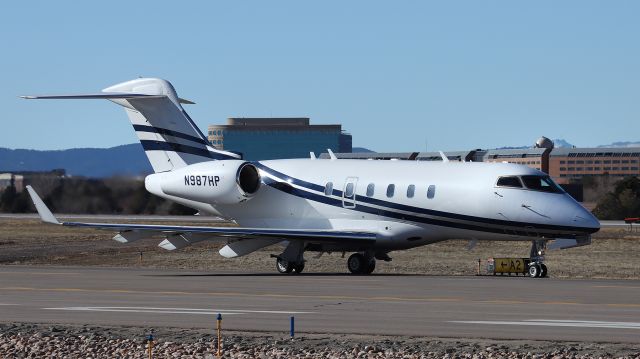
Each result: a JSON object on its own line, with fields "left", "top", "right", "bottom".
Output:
{"left": 528, "top": 240, "right": 548, "bottom": 278}
{"left": 276, "top": 258, "right": 305, "bottom": 274}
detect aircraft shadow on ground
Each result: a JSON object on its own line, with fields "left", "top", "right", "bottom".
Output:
{"left": 142, "top": 272, "right": 462, "bottom": 278}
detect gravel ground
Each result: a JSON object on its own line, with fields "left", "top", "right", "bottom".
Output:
{"left": 1, "top": 323, "right": 639, "bottom": 358}
{"left": 0, "top": 219, "right": 639, "bottom": 279}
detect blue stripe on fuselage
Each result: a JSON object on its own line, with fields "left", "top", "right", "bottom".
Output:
{"left": 256, "top": 163, "right": 596, "bottom": 237}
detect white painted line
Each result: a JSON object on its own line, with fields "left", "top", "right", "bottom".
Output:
{"left": 450, "top": 319, "right": 640, "bottom": 330}
{"left": 44, "top": 306, "right": 315, "bottom": 316}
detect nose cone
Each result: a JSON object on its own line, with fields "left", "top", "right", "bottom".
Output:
{"left": 571, "top": 201, "right": 600, "bottom": 234}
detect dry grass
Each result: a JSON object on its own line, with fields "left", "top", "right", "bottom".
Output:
{"left": 0, "top": 219, "right": 638, "bottom": 279}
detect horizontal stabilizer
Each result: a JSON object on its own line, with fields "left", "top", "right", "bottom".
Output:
{"left": 25, "top": 186, "right": 59, "bottom": 225}
{"left": 179, "top": 98, "right": 195, "bottom": 105}
{"left": 20, "top": 93, "right": 161, "bottom": 100}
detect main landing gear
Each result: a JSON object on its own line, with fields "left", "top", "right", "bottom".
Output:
{"left": 273, "top": 243, "right": 389, "bottom": 275}
{"left": 528, "top": 240, "right": 548, "bottom": 278}
{"left": 347, "top": 253, "right": 376, "bottom": 274}
{"left": 274, "top": 241, "right": 306, "bottom": 274}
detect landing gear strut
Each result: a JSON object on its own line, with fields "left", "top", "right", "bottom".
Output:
{"left": 528, "top": 240, "right": 548, "bottom": 278}
{"left": 274, "top": 241, "right": 305, "bottom": 274}
{"left": 276, "top": 258, "right": 305, "bottom": 274}
{"left": 347, "top": 253, "right": 376, "bottom": 274}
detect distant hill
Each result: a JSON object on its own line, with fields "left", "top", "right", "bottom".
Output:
{"left": 598, "top": 141, "right": 640, "bottom": 148}
{"left": 494, "top": 138, "right": 574, "bottom": 150}
{"left": 552, "top": 139, "right": 574, "bottom": 148}
{"left": 0, "top": 144, "right": 152, "bottom": 178}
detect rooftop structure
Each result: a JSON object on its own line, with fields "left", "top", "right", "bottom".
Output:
{"left": 208, "top": 118, "right": 352, "bottom": 161}
{"left": 320, "top": 139, "right": 640, "bottom": 185}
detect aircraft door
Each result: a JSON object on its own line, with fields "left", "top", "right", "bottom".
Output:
{"left": 342, "top": 177, "right": 358, "bottom": 208}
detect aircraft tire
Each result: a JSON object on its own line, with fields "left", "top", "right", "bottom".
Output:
{"left": 540, "top": 263, "right": 548, "bottom": 278}
{"left": 292, "top": 262, "right": 305, "bottom": 274}
{"left": 347, "top": 253, "right": 367, "bottom": 274}
{"left": 528, "top": 264, "right": 541, "bottom": 278}
{"left": 276, "top": 258, "right": 293, "bottom": 274}
{"left": 364, "top": 259, "right": 376, "bottom": 274}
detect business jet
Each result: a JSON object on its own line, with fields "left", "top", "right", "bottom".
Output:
{"left": 22, "top": 78, "right": 599, "bottom": 277}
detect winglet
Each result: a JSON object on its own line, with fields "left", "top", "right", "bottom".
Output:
{"left": 25, "top": 185, "right": 60, "bottom": 225}
{"left": 327, "top": 149, "right": 337, "bottom": 160}
{"left": 309, "top": 152, "right": 316, "bottom": 160}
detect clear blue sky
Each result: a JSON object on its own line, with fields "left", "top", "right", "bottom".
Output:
{"left": 2, "top": 1, "right": 638, "bottom": 152}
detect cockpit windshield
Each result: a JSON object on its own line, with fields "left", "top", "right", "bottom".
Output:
{"left": 520, "top": 175, "right": 564, "bottom": 193}
{"left": 496, "top": 175, "right": 564, "bottom": 193}
{"left": 496, "top": 176, "right": 522, "bottom": 188}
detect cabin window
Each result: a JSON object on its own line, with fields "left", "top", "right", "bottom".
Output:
{"left": 366, "top": 183, "right": 375, "bottom": 197}
{"left": 521, "top": 175, "right": 564, "bottom": 193}
{"left": 407, "top": 184, "right": 415, "bottom": 198}
{"left": 345, "top": 182, "right": 354, "bottom": 197}
{"left": 324, "top": 182, "right": 333, "bottom": 196}
{"left": 386, "top": 184, "right": 395, "bottom": 198}
{"left": 427, "top": 185, "right": 436, "bottom": 199}
{"left": 496, "top": 176, "right": 523, "bottom": 188}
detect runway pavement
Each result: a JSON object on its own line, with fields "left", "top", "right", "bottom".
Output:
{"left": 0, "top": 266, "right": 638, "bottom": 343}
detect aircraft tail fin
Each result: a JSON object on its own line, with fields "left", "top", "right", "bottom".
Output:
{"left": 22, "top": 78, "right": 240, "bottom": 173}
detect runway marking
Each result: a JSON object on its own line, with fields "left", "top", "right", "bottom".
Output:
{"left": 0, "top": 286, "right": 462, "bottom": 303}
{"left": 0, "top": 271, "right": 80, "bottom": 276}
{"left": 44, "top": 306, "right": 314, "bottom": 316}
{"left": 480, "top": 300, "right": 527, "bottom": 305}
{"left": 542, "top": 301, "right": 580, "bottom": 305}
{"left": 2, "top": 286, "right": 640, "bottom": 307}
{"left": 593, "top": 285, "right": 640, "bottom": 290}
{"left": 268, "top": 277, "right": 382, "bottom": 283}
{"left": 450, "top": 319, "right": 640, "bottom": 330}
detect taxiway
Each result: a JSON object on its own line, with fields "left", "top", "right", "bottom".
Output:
{"left": 0, "top": 266, "right": 638, "bottom": 343}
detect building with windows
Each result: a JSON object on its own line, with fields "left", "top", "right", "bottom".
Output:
{"left": 0, "top": 173, "right": 24, "bottom": 192}
{"left": 549, "top": 148, "right": 640, "bottom": 184}
{"left": 482, "top": 148, "right": 550, "bottom": 173}
{"left": 321, "top": 145, "right": 640, "bottom": 184}
{"left": 208, "top": 118, "right": 352, "bottom": 160}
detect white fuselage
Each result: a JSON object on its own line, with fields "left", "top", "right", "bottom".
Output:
{"left": 147, "top": 158, "right": 599, "bottom": 253}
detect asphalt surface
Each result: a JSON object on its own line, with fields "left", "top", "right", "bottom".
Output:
{"left": 0, "top": 266, "right": 638, "bottom": 343}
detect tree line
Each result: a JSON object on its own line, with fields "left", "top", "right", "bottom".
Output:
{"left": 0, "top": 175, "right": 196, "bottom": 215}
{"left": 591, "top": 177, "right": 640, "bottom": 220}
{"left": 2, "top": 173, "right": 639, "bottom": 219}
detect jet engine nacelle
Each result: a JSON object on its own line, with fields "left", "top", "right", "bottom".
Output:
{"left": 145, "top": 160, "right": 261, "bottom": 205}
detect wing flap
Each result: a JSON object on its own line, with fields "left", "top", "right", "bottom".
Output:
{"left": 62, "top": 221, "right": 376, "bottom": 242}
{"left": 219, "top": 239, "right": 283, "bottom": 258}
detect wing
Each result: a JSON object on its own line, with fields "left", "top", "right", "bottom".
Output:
{"left": 26, "top": 186, "right": 376, "bottom": 254}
